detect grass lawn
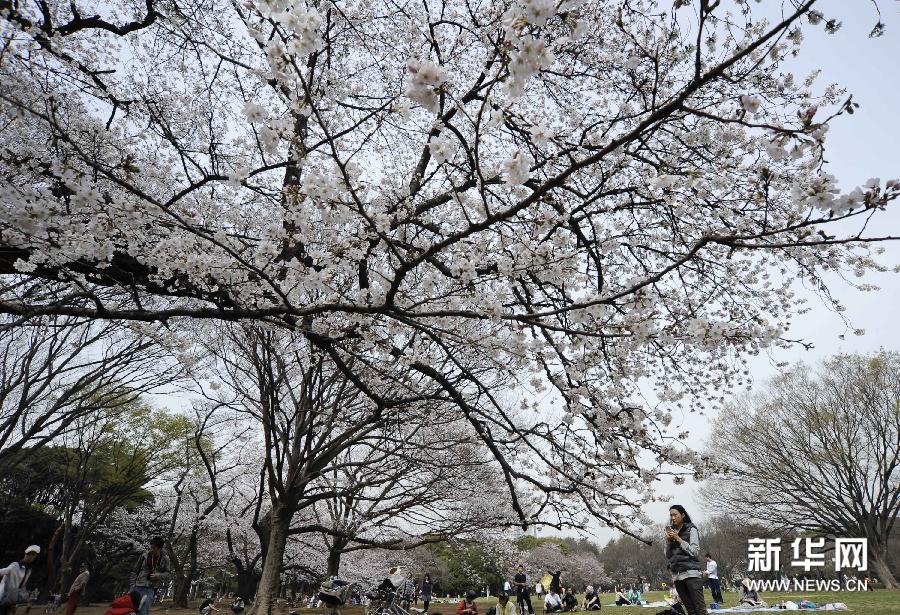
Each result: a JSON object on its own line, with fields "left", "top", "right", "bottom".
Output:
{"left": 467, "top": 590, "right": 900, "bottom": 614}
{"left": 24, "top": 590, "right": 899, "bottom": 615}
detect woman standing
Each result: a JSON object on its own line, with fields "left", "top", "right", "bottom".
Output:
{"left": 665, "top": 505, "right": 707, "bottom": 615}
{"left": 64, "top": 564, "right": 91, "bottom": 615}
{"left": 420, "top": 574, "right": 432, "bottom": 615}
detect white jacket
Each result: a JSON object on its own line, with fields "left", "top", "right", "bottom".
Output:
{"left": 0, "top": 562, "right": 31, "bottom": 601}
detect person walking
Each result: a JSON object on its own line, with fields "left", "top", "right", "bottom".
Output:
{"left": 0, "top": 545, "right": 40, "bottom": 615}
{"left": 665, "top": 505, "right": 707, "bottom": 615}
{"left": 64, "top": 564, "right": 91, "bottom": 615}
{"left": 401, "top": 571, "right": 416, "bottom": 609}
{"left": 703, "top": 554, "right": 723, "bottom": 605}
{"left": 512, "top": 565, "right": 533, "bottom": 615}
{"left": 130, "top": 538, "right": 171, "bottom": 615}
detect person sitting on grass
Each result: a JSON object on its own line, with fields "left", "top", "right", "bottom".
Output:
{"left": 562, "top": 588, "right": 578, "bottom": 612}
{"left": 457, "top": 590, "right": 479, "bottom": 615}
{"left": 626, "top": 587, "right": 641, "bottom": 605}
{"left": 664, "top": 586, "right": 684, "bottom": 615}
{"left": 230, "top": 596, "right": 245, "bottom": 615}
{"left": 582, "top": 586, "right": 600, "bottom": 611}
{"left": 544, "top": 589, "right": 563, "bottom": 613}
{"left": 737, "top": 579, "right": 766, "bottom": 608}
{"left": 493, "top": 591, "right": 515, "bottom": 615}
{"left": 614, "top": 587, "right": 630, "bottom": 606}
{"left": 199, "top": 596, "right": 218, "bottom": 615}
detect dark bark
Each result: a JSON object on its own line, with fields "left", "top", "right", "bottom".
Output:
{"left": 226, "top": 527, "right": 261, "bottom": 602}
{"left": 250, "top": 506, "right": 291, "bottom": 615}
{"left": 869, "top": 544, "right": 898, "bottom": 589}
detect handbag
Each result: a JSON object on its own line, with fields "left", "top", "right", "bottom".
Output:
{"left": 0, "top": 579, "right": 32, "bottom": 606}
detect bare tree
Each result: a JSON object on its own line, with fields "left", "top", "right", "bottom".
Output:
{"left": 309, "top": 426, "right": 514, "bottom": 577}
{"left": 597, "top": 526, "right": 669, "bottom": 586}
{"left": 163, "top": 406, "right": 247, "bottom": 607}
{"left": 698, "top": 515, "right": 773, "bottom": 588}
{"left": 707, "top": 351, "right": 900, "bottom": 587}
{"left": 0, "top": 313, "right": 182, "bottom": 470}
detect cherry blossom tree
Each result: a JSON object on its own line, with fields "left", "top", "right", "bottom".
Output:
{"left": 90, "top": 504, "right": 172, "bottom": 596}
{"left": 2, "top": 0, "right": 899, "bottom": 608}
{"left": 160, "top": 406, "right": 249, "bottom": 606}
{"left": 198, "top": 323, "right": 454, "bottom": 613}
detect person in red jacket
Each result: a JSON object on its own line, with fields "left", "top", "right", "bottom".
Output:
{"left": 457, "top": 591, "right": 478, "bottom": 615}
{"left": 104, "top": 592, "right": 142, "bottom": 615}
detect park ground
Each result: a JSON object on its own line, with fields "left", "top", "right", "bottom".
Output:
{"left": 26, "top": 590, "right": 900, "bottom": 615}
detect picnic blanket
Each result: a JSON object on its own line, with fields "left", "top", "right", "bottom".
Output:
{"left": 712, "top": 607, "right": 848, "bottom": 613}
{"left": 602, "top": 606, "right": 848, "bottom": 612}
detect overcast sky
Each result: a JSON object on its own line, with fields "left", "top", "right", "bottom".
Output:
{"left": 574, "top": 1, "right": 900, "bottom": 545}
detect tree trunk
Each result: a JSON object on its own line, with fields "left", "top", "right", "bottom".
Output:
{"left": 172, "top": 568, "right": 191, "bottom": 607}
{"left": 172, "top": 527, "right": 202, "bottom": 608}
{"left": 870, "top": 548, "right": 898, "bottom": 589}
{"left": 248, "top": 508, "right": 290, "bottom": 615}
{"left": 227, "top": 527, "right": 261, "bottom": 602}
{"left": 326, "top": 550, "right": 341, "bottom": 578}
{"left": 236, "top": 570, "right": 260, "bottom": 603}
{"left": 167, "top": 543, "right": 188, "bottom": 608}
{"left": 42, "top": 525, "right": 64, "bottom": 601}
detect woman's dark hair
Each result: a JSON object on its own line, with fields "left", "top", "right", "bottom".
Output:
{"left": 669, "top": 504, "right": 693, "bottom": 524}
{"left": 424, "top": 574, "right": 430, "bottom": 580}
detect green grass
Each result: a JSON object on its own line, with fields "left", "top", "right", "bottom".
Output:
{"left": 469, "top": 590, "right": 900, "bottom": 614}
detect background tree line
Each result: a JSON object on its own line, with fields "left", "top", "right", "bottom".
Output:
{"left": 1, "top": 310, "right": 897, "bottom": 602}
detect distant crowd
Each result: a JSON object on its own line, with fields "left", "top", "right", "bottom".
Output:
{"left": 0, "top": 506, "right": 874, "bottom": 615}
